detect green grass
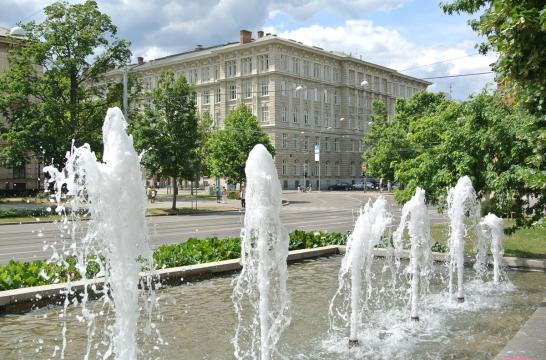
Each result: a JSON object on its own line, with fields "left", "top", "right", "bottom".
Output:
{"left": 430, "top": 220, "right": 546, "bottom": 259}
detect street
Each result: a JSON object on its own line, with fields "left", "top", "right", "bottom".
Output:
{"left": 0, "top": 191, "right": 448, "bottom": 264}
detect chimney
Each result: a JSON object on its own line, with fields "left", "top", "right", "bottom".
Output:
{"left": 240, "top": 29, "right": 252, "bottom": 44}
{"left": 137, "top": 56, "right": 144, "bottom": 65}
{"left": 257, "top": 30, "right": 264, "bottom": 39}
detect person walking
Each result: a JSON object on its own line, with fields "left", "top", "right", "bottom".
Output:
{"left": 240, "top": 186, "right": 246, "bottom": 209}
{"left": 222, "top": 186, "right": 227, "bottom": 204}
{"left": 215, "top": 186, "right": 222, "bottom": 203}
{"left": 146, "top": 186, "right": 153, "bottom": 202}
{"left": 379, "top": 178, "right": 383, "bottom": 193}
{"left": 387, "top": 180, "right": 392, "bottom": 192}
{"left": 151, "top": 187, "right": 158, "bottom": 203}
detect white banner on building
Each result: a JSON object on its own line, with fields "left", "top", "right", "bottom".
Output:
{"left": 314, "top": 144, "right": 320, "bottom": 161}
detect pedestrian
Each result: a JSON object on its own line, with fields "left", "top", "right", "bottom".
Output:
{"left": 222, "top": 186, "right": 227, "bottom": 204}
{"left": 151, "top": 187, "right": 158, "bottom": 203}
{"left": 387, "top": 180, "right": 392, "bottom": 192}
{"left": 379, "top": 178, "right": 383, "bottom": 193}
{"left": 240, "top": 186, "right": 246, "bottom": 209}
{"left": 215, "top": 186, "right": 222, "bottom": 203}
{"left": 146, "top": 186, "right": 153, "bottom": 201}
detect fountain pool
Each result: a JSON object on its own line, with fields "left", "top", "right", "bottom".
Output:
{"left": 0, "top": 256, "right": 544, "bottom": 359}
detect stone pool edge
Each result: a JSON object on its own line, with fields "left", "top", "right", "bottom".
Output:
{"left": 1, "top": 245, "right": 544, "bottom": 314}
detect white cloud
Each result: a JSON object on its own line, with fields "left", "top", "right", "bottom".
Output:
{"left": 270, "top": 0, "right": 409, "bottom": 20}
{"left": 266, "top": 20, "right": 496, "bottom": 99}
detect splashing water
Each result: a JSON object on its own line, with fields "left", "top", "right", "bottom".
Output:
{"left": 447, "top": 176, "right": 480, "bottom": 302}
{"left": 328, "top": 197, "right": 392, "bottom": 345}
{"left": 393, "top": 187, "right": 433, "bottom": 321}
{"left": 45, "top": 107, "right": 155, "bottom": 359}
{"left": 477, "top": 213, "right": 505, "bottom": 284}
{"left": 232, "top": 144, "right": 290, "bottom": 360}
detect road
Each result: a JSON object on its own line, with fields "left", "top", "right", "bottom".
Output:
{"left": 0, "top": 191, "right": 447, "bottom": 264}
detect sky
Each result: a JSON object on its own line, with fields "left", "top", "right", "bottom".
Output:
{"left": 0, "top": 0, "right": 496, "bottom": 100}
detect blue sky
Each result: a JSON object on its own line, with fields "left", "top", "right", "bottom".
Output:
{"left": 0, "top": 0, "right": 495, "bottom": 99}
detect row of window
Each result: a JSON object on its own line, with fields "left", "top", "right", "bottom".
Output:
{"left": 280, "top": 134, "right": 362, "bottom": 152}
{"left": 280, "top": 159, "right": 360, "bottom": 177}
{"left": 279, "top": 55, "right": 340, "bottom": 82}
{"left": 226, "top": 54, "right": 269, "bottom": 78}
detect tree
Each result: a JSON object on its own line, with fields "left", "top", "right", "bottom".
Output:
{"left": 362, "top": 92, "right": 451, "bottom": 182}
{"left": 441, "top": 0, "right": 546, "bottom": 225}
{"left": 0, "top": 0, "right": 131, "bottom": 169}
{"left": 205, "top": 104, "right": 275, "bottom": 186}
{"left": 130, "top": 70, "right": 199, "bottom": 211}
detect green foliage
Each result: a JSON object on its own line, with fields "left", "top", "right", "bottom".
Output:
{"left": 0, "top": 208, "right": 49, "bottom": 218}
{"left": 130, "top": 70, "right": 199, "bottom": 210}
{"left": 431, "top": 241, "right": 448, "bottom": 253}
{"left": 205, "top": 104, "right": 275, "bottom": 185}
{"left": 441, "top": 0, "right": 546, "bottom": 223}
{"left": 227, "top": 191, "right": 238, "bottom": 200}
{"left": 153, "top": 237, "right": 241, "bottom": 268}
{"left": 365, "top": 89, "right": 543, "bottom": 226}
{"left": 0, "top": 0, "right": 131, "bottom": 168}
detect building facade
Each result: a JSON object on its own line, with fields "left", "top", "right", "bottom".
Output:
{"left": 112, "top": 30, "right": 430, "bottom": 190}
{"left": 0, "top": 26, "right": 43, "bottom": 194}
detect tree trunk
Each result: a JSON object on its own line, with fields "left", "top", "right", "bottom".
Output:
{"left": 171, "top": 177, "right": 178, "bottom": 211}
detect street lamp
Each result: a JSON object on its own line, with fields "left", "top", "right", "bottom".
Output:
{"left": 360, "top": 80, "right": 369, "bottom": 87}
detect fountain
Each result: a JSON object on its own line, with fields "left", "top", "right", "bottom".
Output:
{"left": 44, "top": 107, "right": 155, "bottom": 359}
{"left": 328, "top": 197, "right": 391, "bottom": 346}
{"left": 447, "top": 176, "right": 480, "bottom": 303}
{"left": 477, "top": 213, "right": 505, "bottom": 284}
{"left": 393, "top": 187, "right": 433, "bottom": 321}
{"left": 232, "top": 144, "right": 290, "bottom": 360}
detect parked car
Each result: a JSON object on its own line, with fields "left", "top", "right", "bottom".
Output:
{"left": 327, "top": 182, "right": 351, "bottom": 191}
{"left": 350, "top": 181, "right": 375, "bottom": 191}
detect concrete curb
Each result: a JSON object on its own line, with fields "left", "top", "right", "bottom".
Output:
{"left": 1, "top": 245, "right": 544, "bottom": 314}
{"left": 494, "top": 298, "right": 546, "bottom": 360}
{"left": 0, "top": 246, "right": 341, "bottom": 314}
{"left": 0, "top": 209, "right": 242, "bottom": 226}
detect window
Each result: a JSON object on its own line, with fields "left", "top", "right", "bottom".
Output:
{"left": 304, "top": 109, "right": 309, "bottom": 126}
{"left": 314, "top": 88, "right": 319, "bottom": 102}
{"left": 282, "top": 134, "right": 288, "bottom": 149}
{"left": 12, "top": 163, "right": 25, "bottom": 179}
{"left": 292, "top": 106, "right": 299, "bottom": 123}
{"left": 292, "top": 57, "right": 300, "bottom": 74}
{"left": 382, "top": 78, "right": 388, "bottom": 93}
{"left": 214, "top": 65, "right": 219, "bottom": 80}
{"left": 352, "top": 140, "right": 356, "bottom": 152}
{"left": 242, "top": 57, "right": 252, "bottom": 75}
{"left": 315, "top": 136, "right": 320, "bottom": 146}
{"left": 282, "top": 160, "right": 287, "bottom": 175}
{"left": 314, "top": 110, "right": 319, "bottom": 126}
{"left": 293, "top": 135, "right": 298, "bottom": 151}
{"left": 325, "top": 161, "right": 330, "bottom": 176}
{"left": 323, "top": 65, "right": 331, "bottom": 81}
{"left": 258, "top": 54, "right": 269, "bottom": 72}
{"left": 373, "top": 76, "right": 380, "bottom": 91}
{"left": 323, "top": 89, "right": 329, "bottom": 104}
{"left": 336, "top": 161, "right": 341, "bottom": 176}
{"left": 229, "top": 84, "right": 237, "bottom": 100}
{"left": 366, "top": 74, "right": 372, "bottom": 86}
{"left": 325, "top": 113, "right": 330, "bottom": 127}
{"left": 215, "top": 88, "right": 221, "bottom": 103}
{"left": 304, "top": 160, "right": 309, "bottom": 177}
{"left": 226, "top": 60, "right": 237, "bottom": 78}
{"left": 281, "top": 105, "right": 287, "bottom": 122}
{"left": 202, "top": 90, "right": 210, "bottom": 105}
{"left": 303, "top": 60, "right": 310, "bottom": 77}
{"left": 304, "top": 136, "right": 309, "bottom": 150}
{"left": 325, "top": 137, "right": 330, "bottom": 152}
{"left": 334, "top": 90, "right": 339, "bottom": 105}
{"left": 334, "top": 138, "right": 340, "bottom": 152}
{"left": 261, "top": 103, "right": 269, "bottom": 122}
{"left": 349, "top": 70, "right": 355, "bottom": 85}
{"left": 314, "top": 161, "right": 319, "bottom": 177}
{"left": 313, "top": 63, "right": 320, "bottom": 78}
{"left": 260, "top": 79, "right": 269, "bottom": 96}
{"left": 351, "top": 161, "right": 356, "bottom": 176}
{"left": 294, "top": 160, "right": 299, "bottom": 176}
{"left": 280, "top": 81, "right": 286, "bottom": 96}
{"left": 243, "top": 81, "right": 252, "bottom": 99}
{"left": 333, "top": 68, "right": 340, "bottom": 82}
{"left": 201, "top": 67, "right": 210, "bottom": 82}
{"left": 359, "top": 140, "right": 362, "bottom": 152}
{"left": 189, "top": 69, "right": 198, "bottom": 83}
{"left": 280, "top": 54, "right": 289, "bottom": 72}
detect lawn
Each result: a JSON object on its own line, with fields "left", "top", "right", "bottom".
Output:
{"left": 430, "top": 220, "right": 546, "bottom": 259}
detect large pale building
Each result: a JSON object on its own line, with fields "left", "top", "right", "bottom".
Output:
{"left": 0, "top": 26, "right": 43, "bottom": 194}
{"left": 112, "top": 30, "right": 430, "bottom": 190}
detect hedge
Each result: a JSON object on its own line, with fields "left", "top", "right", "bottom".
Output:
{"left": 0, "top": 230, "right": 447, "bottom": 291}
